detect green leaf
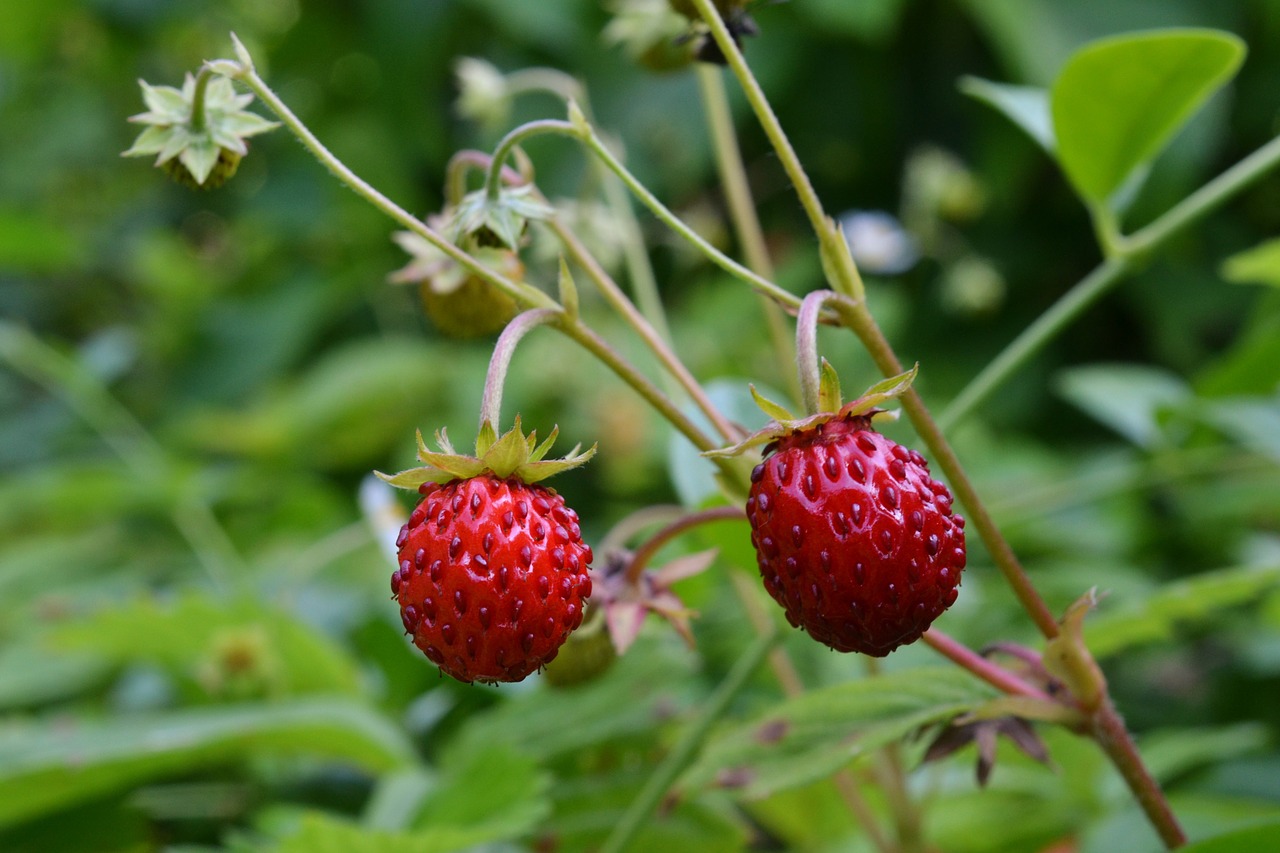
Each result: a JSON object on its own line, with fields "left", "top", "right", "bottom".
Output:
{"left": 1051, "top": 29, "right": 1245, "bottom": 203}
{"left": 1086, "top": 563, "right": 1280, "bottom": 658}
{"left": 1198, "top": 398, "right": 1280, "bottom": 462}
{"left": 0, "top": 699, "right": 415, "bottom": 828}
{"left": 679, "top": 668, "right": 994, "bottom": 799}
{"left": 414, "top": 744, "right": 550, "bottom": 839}
{"left": 1180, "top": 822, "right": 1280, "bottom": 853}
{"left": 1055, "top": 364, "right": 1191, "bottom": 448}
{"left": 52, "top": 594, "right": 363, "bottom": 699}
{"left": 1222, "top": 239, "right": 1280, "bottom": 289}
{"left": 959, "top": 77, "right": 1055, "bottom": 152}
{"left": 1136, "top": 724, "right": 1269, "bottom": 784}
{"left": 275, "top": 813, "right": 496, "bottom": 853}
{"left": 0, "top": 643, "right": 111, "bottom": 710}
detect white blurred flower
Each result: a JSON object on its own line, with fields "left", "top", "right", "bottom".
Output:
{"left": 839, "top": 210, "right": 920, "bottom": 275}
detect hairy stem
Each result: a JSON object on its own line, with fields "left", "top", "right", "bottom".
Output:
{"left": 484, "top": 118, "right": 578, "bottom": 200}
{"left": 796, "top": 291, "right": 841, "bottom": 415}
{"left": 1092, "top": 699, "right": 1187, "bottom": 849}
{"left": 599, "top": 631, "right": 778, "bottom": 853}
{"left": 479, "top": 309, "right": 561, "bottom": 430}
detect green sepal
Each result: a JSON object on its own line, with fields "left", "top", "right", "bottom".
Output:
{"left": 704, "top": 367, "right": 919, "bottom": 459}
{"left": 446, "top": 186, "right": 555, "bottom": 250}
{"left": 557, "top": 258, "right": 579, "bottom": 320}
{"left": 958, "top": 696, "right": 1086, "bottom": 729}
{"left": 380, "top": 416, "right": 596, "bottom": 490}
{"left": 1043, "top": 589, "right": 1108, "bottom": 713}
{"left": 817, "top": 358, "right": 843, "bottom": 413}
{"left": 749, "top": 385, "right": 795, "bottom": 422}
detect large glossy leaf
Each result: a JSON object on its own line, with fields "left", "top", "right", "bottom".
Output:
{"left": 679, "top": 668, "right": 994, "bottom": 799}
{"left": 1051, "top": 29, "right": 1245, "bottom": 203}
{"left": 0, "top": 699, "right": 414, "bottom": 828}
{"left": 1087, "top": 563, "right": 1280, "bottom": 658}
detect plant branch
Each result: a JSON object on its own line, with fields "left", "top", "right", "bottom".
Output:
{"left": 598, "top": 630, "right": 778, "bottom": 853}
{"left": 1092, "top": 699, "right": 1187, "bottom": 849}
{"left": 922, "top": 629, "right": 1054, "bottom": 701}
{"left": 483, "top": 118, "right": 578, "bottom": 200}
{"left": 941, "top": 130, "right": 1280, "bottom": 431}
{"left": 479, "top": 309, "right": 562, "bottom": 429}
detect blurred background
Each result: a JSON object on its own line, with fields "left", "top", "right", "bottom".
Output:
{"left": 2, "top": 1, "right": 1279, "bottom": 852}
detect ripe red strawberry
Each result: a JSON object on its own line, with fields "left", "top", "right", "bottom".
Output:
{"left": 380, "top": 419, "right": 596, "bottom": 683}
{"left": 745, "top": 411, "right": 965, "bottom": 656}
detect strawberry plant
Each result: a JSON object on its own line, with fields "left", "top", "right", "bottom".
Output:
{"left": 3, "top": 2, "right": 1280, "bottom": 852}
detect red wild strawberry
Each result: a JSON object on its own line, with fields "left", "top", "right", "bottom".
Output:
{"left": 747, "top": 412, "right": 965, "bottom": 655}
{"left": 380, "top": 418, "right": 596, "bottom": 683}
{"left": 710, "top": 366, "right": 964, "bottom": 656}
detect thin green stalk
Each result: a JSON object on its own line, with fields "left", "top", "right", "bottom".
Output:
{"left": 504, "top": 67, "right": 583, "bottom": 104}
{"left": 796, "top": 291, "right": 840, "bottom": 415}
{"left": 598, "top": 631, "right": 778, "bottom": 853}
{"left": 696, "top": 65, "right": 799, "bottom": 402}
{"left": 483, "top": 118, "right": 578, "bottom": 200}
{"left": 939, "top": 257, "right": 1131, "bottom": 431}
{"left": 579, "top": 128, "right": 802, "bottom": 309}
{"left": 941, "top": 131, "right": 1280, "bottom": 431}
{"left": 549, "top": 217, "right": 739, "bottom": 443}
{"left": 479, "top": 309, "right": 561, "bottom": 429}
{"left": 189, "top": 65, "right": 216, "bottom": 132}
{"left": 232, "top": 63, "right": 554, "bottom": 312}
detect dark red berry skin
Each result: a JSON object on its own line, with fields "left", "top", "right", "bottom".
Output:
{"left": 746, "top": 415, "right": 965, "bottom": 656}
{"left": 393, "top": 476, "right": 593, "bottom": 683}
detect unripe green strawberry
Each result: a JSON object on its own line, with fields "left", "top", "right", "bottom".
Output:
{"left": 746, "top": 413, "right": 965, "bottom": 656}
{"left": 541, "top": 606, "right": 616, "bottom": 687}
{"left": 161, "top": 147, "right": 242, "bottom": 190}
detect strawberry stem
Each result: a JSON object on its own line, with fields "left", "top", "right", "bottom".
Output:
{"left": 922, "top": 629, "right": 1054, "bottom": 702}
{"left": 189, "top": 65, "right": 216, "bottom": 133}
{"left": 796, "top": 290, "right": 843, "bottom": 415}
{"left": 483, "top": 119, "right": 578, "bottom": 201}
{"left": 479, "top": 308, "right": 561, "bottom": 432}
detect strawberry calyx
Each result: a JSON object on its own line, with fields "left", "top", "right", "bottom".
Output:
{"left": 705, "top": 363, "right": 919, "bottom": 459}
{"left": 377, "top": 415, "right": 596, "bottom": 489}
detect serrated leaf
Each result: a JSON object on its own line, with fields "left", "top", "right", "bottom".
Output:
{"left": 0, "top": 699, "right": 414, "bottom": 828}
{"left": 1087, "top": 564, "right": 1280, "bottom": 659}
{"left": 1051, "top": 29, "right": 1246, "bottom": 204}
{"left": 959, "top": 77, "right": 1055, "bottom": 152}
{"left": 679, "top": 668, "right": 994, "bottom": 799}
{"left": 1221, "top": 238, "right": 1280, "bottom": 289}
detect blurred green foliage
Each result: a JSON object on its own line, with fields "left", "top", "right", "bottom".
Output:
{"left": 2, "top": 1, "right": 1280, "bottom": 851}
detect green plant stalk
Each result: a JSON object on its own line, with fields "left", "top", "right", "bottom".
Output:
{"left": 696, "top": 64, "right": 800, "bottom": 402}
{"left": 479, "top": 308, "right": 562, "bottom": 429}
{"left": 189, "top": 64, "right": 216, "bottom": 133}
{"left": 1092, "top": 698, "right": 1188, "bottom": 849}
{"left": 941, "top": 130, "right": 1280, "bottom": 432}
{"left": 796, "top": 291, "right": 842, "bottom": 415}
{"left": 840, "top": 300, "right": 1062, "bottom": 639}
{"left": 549, "top": 217, "right": 740, "bottom": 443}
{"left": 233, "top": 64, "right": 553, "bottom": 312}
{"left": 497, "top": 72, "right": 674, "bottom": 345}
{"left": 483, "top": 118, "right": 577, "bottom": 200}
{"left": 231, "top": 59, "right": 750, "bottom": 486}
{"left": 578, "top": 127, "right": 803, "bottom": 309}
{"left": 687, "top": 0, "right": 865, "bottom": 304}
{"left": 598, "top": 630, "right": 778, "bottom": 853}
{"left": 0, "top": 322, "right": 242, "bottom": 589}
